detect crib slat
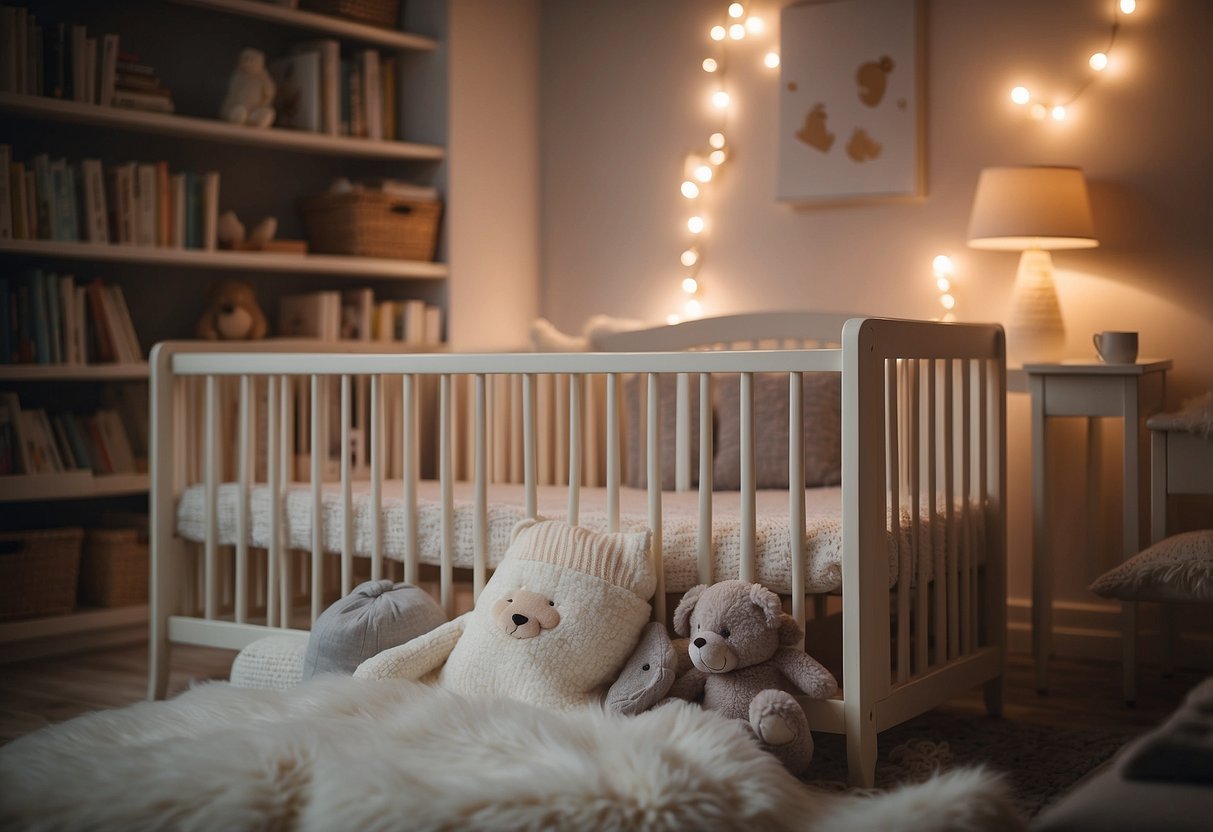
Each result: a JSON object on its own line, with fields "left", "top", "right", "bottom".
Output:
{"left": 912, "top": 360, "right": 928, "bottom": 674}
{"left": 788, "top": 371, "right": 805, "bottom": 641}
{"left": 675, "top": 372, "right": 691, "bottom": 491}
{"left": 279, "top": 376, "right": 291, "bottom": 628}
{"left": 266, "top": 375, "right": 280, "bottom": 628}
{"left": 537, "top": 374, "right": 553, "bottom": 486}
{"left": 697, "top": 372, "right": 713, "bottom": 584}
{"left": 740, "top": 371, "right": 756, "bottom": 583}
{"left": 371, "top": 375, "right": 384, "bottom": 581}
{"left": 340, "top": 375, "right": 353, "bottom": 597}
{"left": 235, "top": 375, "right": 252, "bottom": 624}
{"left": 978, "top": 359, "right": 989, "bottom": 645}
{"left": 402, "top": 374, "right": 419, "bottom": 585}
{"left": 204, "top": 376, "right": 219, "bottom": 620}
{"left": 944, "top": 359, "right": 958, "bottom": 660}
{"left": 961, "top": 359, "right": 973, "bottom": 654}
{"left": 584, "top": 376, "right": 600, "bottom": 487}
{"left": 568, "top": 373, "right": 583, "bottom": 525}
{"left": 310, "top": 376, "right": 323, "bottom": 622}
{"left": 439, "top": 374, "right": 455, "bottom": 616}
{"left": 523, "top": 373, "right": 537, "bottom": 519}
{"left": 474, "top": 374, "right": 488, "bottom": 601}
{"left": 929, "top": 360, "right": 943, "bottom": 666}
{"left": 510, "top": 374, "right": 523, "bottom": 483}
{"left": 888, "top": 361, "right": 909, "bottom": 684}
{"left": 606, "top": 373, "right": 621, "bottom": 533}
{"left": 647, "top": 372, "right": 665, "bottom": 625}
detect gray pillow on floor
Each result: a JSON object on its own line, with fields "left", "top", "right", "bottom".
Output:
{"left": 302, "top": 580, "right": 448, "bottom": 679}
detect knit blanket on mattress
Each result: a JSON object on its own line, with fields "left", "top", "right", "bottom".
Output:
{"left": 176, "top": 481, "right": 983, "bottom": 595}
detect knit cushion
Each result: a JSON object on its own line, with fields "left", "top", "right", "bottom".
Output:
{"left": 303, "top": 580, "right": 448, "bottom": 679}
{"left": 1089, "top": 530, "right": 1213, "bottom": 602}
{"left": 230, "top": 634, "right": 309, "bottom": 690}
{"left": 623, "top": 373, "right": 700, "bottom": 490}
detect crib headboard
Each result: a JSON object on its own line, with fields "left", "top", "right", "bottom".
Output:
{"left": 591, "top": 310, "right": 859, "bottom": 352}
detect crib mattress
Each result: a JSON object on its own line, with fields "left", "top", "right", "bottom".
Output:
{"left": 176, "top": 481, "right": 978, "bottom": 595}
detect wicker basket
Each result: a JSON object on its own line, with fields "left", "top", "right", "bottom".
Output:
{"left": 78, "top": 527, "right": 149, "bottom": 608}
{"left": 301, "top": 191, "right": 442, "bottom": 261}
{"left": 0, "top": 528, "right": 84, "bottom": 621}
{"left": 299, "top": 0, "right": 400, "bottom": 29}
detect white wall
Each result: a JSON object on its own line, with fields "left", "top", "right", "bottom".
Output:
{"left": 539, "top": 0, "right": 1213, "bottom": 664}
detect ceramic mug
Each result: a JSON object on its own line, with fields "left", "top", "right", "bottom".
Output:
{"left": 1093, "top": 331, "right": 1138, "bottom": 364}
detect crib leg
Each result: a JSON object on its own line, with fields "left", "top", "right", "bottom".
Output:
{"left": 846, "top": 716, "right": 878, "bottom": 788}
{"left": 148, "top": 537, "right": 186, "bottom": 701}
{"left": 983, "top": 675, "right": 1004, "bottom": 717}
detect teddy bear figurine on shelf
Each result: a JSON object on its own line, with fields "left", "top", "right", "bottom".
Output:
{"left": 196, "top": 278, "right": 267, "bottom": 341}
{"left": 220, "top": 48, "right": 276, "bottom": 128}
{"left": 667, "top": 580, "right": 838, "bottom": 778}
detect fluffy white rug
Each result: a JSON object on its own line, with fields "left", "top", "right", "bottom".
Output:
{"left": 0, "top": 678, "right": 1022, "bottom": 832}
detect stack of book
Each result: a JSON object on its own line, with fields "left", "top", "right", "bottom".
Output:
{"left": 0, "top": 271, "right": 143, "bottom": 365}
{"left": 110, "top": 50, "right": 174, "bottom": 114}
{"left": 0, "top": 145, "right": 219, "bottom": 250}
{"left": 0, "top": 385, "right": 147, "bottom": 477}
{"left": 270, "top": 40, "right": 397, "bottom": 140}
{"left": 279, "top": 288, "right": 443, "bottom": 346}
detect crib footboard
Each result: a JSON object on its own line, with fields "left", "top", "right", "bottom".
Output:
{"left": 147, "top": 315, "right": 1005, "bottom": 788}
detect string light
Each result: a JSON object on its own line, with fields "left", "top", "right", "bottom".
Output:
{"left": 671, "top": 3, "right": 776, "bottom": 322}
{"left": 1008, "top": 0, "right": 1134, "bottom": 122}
{"left": 931, "top": 255, "right": 958, "bottom": 321}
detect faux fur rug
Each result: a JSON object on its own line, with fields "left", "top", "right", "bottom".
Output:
{"left": 0, "top": 678, "right": 1023, "bottom": 832}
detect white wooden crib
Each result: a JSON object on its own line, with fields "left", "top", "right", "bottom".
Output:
{"left": 147, "top": 312, "right": 1007, "bottom": 787}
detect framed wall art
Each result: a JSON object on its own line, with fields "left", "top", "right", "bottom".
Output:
{"left": 777, "top": 0, "right": 925, "bottom": 203}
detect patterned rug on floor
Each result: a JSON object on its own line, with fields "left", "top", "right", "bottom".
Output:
{"left": 805, "top": 709, "right": 1137, "bottom": 818}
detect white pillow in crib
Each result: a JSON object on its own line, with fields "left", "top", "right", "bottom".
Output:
{"left": 1089, "top": 530, "right": 1213, "bottom": 602}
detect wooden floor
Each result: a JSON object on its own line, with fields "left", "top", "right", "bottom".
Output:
{"left": 0, "top": 644, "right": 1205, "bottom": 747}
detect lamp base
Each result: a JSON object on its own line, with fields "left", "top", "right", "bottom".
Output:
{"left": 1007, "top": 248, "right": 1066, "bottom": 365}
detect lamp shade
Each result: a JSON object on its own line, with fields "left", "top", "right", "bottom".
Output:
{"left": 967, "top": 166, "right": 1098, "bottom": 251}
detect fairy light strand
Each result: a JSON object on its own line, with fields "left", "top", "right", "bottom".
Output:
{"left": 1010, "top": 0, "right": 1135, "bottom": 122}
{"left": 670, "top": 3, "right": 777, "bottom": 325}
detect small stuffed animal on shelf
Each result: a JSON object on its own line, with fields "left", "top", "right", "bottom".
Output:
{"left": 220, "top": 48, "right": 276, "bottom": 128}
{"left": 667, "top": 580, "right": 838, "bottom": 778}
{"left": 196, "top": 278, "right": 267, "bottom": 340}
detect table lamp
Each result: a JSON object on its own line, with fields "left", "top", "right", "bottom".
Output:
{"left": 967, "top": 166, "right": 1098, "bottom": 365}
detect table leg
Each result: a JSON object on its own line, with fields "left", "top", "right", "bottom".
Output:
{"left": 1031, "top": 376, "right": 1050, "bottom": 693}
{"left": 1122, "top": 378, "right": 1140, "bottom": 705}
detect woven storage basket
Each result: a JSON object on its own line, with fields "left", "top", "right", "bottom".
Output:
{"left": 0, "top": 528, "right": 83, "bottom": 620}
{"left": 300, "top": 0, "right": 400, "bottom": 29}
{"left": 302, "top": 192, "right": 441, "bottom": 261}
{"left": 78, "top": 528, "right": 149, "bottom": 608}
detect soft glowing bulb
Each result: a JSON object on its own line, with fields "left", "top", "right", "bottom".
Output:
{"left": 680, "top": 180, "right": 700, "bottom": 199}
{"left": 746, "top": 16, "right": 764, "bottom": 34}
{"left": 729, "top": 23, "right": 745, "bottom": 39}
{"left": 708, "top": 149, "right": 726, "bottom": 165}
{"left": 728, "top": 3, "right": 744, "bottom": 18}
{"left": 763, "top": 51, "right": 780, "bottom": 69}
{"left": 711, "top": 90, "right": 731, "bottom": 108}
{"left": 710, "top": 25, "right": 726, "bottom": 41}
{"left": 1030, "top": 103, "right": 1047, "bottom": 120}
{"left": 709, "top": 132, "right": 726, "bottom": 149}
{"left": 702, "top": 58, "right": 718, "bottom": 72}
{"left": 693, "top": 164, "right": 713, "bottom": 183}
{"left": 1010, "top": 86, "right": 1030, "bottom": 105}
{"left": 940, "top": 294, "right": 956, "bottom": 310}
{"left": 667, "top": 313, "right": 681, "bottom": 326}
{"left": 681, "top": 277, "right": 699, "bottom": 294}
{"left": 1119, "top": 0, "right": 1135, "bottom": 13}
{"left": 1051, "top": 104, "right": 1067, "bottom": 121}
{"left": 932, "top": 254, "right": 954, "bottom": 276}
{"left": 936, "top": 277, "right": 951, "bottom": 292}
{"left": 1089, "top": 52, "right": 1108, "bottom": 71}
{"left": 687, "top": 216, "right": 705, "bottom": 234}
{"left": 680, "top": 249, "right": 699, "bottom": 267}
{"left": 685, "top": 299, "right": 703, "bottom": 317}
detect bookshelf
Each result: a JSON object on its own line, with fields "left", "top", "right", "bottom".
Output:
{"left": 1, "top": 0, "right": 453, "bottom": 656}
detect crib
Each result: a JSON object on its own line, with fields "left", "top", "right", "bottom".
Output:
{"left": 147, "top": 312, "right": 1007, "bottom": 787}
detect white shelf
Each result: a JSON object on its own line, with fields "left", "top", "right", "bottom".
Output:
{"left": 0, "top": 363, "right": 149, "bottom": 381}
{"left": 0, "top": 604, "right": 148, "bottom": 644}
{"left": 0, "top": 238, "right": 449, "bottom": 280}
{"left": 0, "top": 472, "right": 149, "bottom": 502}
{"left": 0, "top": 92, "right": 445, "bottom": 161}
{"left": 171, "top": 0, "right": 439, "bottom": 51}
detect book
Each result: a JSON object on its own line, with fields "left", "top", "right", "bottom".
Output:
{"left": 0, "top": 392, "right": 31, "bottom": 474}
{"left": 50, "top": 158, "right": 79, "bottom": 242}
{"left": 85, "top": 278, "right": 116, "bottom": 362}
{"left": 98, "top": 285, "right": 135, "bottom": 363}
{"left": 50, "top": 413, "right": 79, "bottom": 470}
{"left": 270, "top": 50, "right": 322, "bottom": 132}
{"left": 280, "top": 291, "right": 340, "bottom": 340}
{"left": 292, "top": 39, "right": 339, "bottom": 135}
{"left": 23, "top": 168, "right": 36, "bottom": 238}
{"left": 43, "top": 270, "right": 61, "bottom": 363}
{"left": 201, "top": 171, "right": 219, "bottom": 251}
{"left": 44, "top": 22, "right": 66, "bottom": 99}
{"left": 402, "top": 299, "right": 426, "bottom": 345}
{"left": 0, "top": 144, "right": 10, "bottom": 240}
{"left": 83, "top": 414, "right": 113, "bottom": 474}
{"left": 80, "top": 159, "right": 109, "bottom": 244}
{"left": 102, "top": 383, "right": 148, "bottom": 461}
{"left": 424, "top": 305, "right": 443, "bottom": 345}
{"left": 58, "top": 274, "right": 76, "bottom": 364}
{"left": 169, "top": 173, "right": 186, "bottom": 248}
{"left": 73, "top": 285, "right": 88, "bottom": 362}
{"left": 70, "top": 24, "right": 87, "bottom": 103}
{"left": 84, "top": 36, "right": 96, "bottom": 104}
{"left": 32, "top": 154, "right": 54, "bottom": 240}
{"left": 107, "top": 162, "right": 136, "bottom": 244}
{"left": 107, "top": 285, "right": 142, "bottom": 361}
{"left": 112, "top": 88, "right": 174, "bottom": 113}
{"left": 373, "top": 301, "right": 394, "bottom": 342}
{"left": 29, "top": 21, "right": 41, "bottom": 97}
{"left": 0, "top": 278, "right": 9, "bottom": 362}
{"left": 12, "top": 6, "right": 25, "bottom": 95}
{"left": 28, "top": 271, "right": 50, "bottom": 363}
{"left": 340, "top": 288, "right": 373, "bottom": 341}
{"left": 184, "top": 171, "right": 198, "bottom": 249}
{"left": 10, "top": 161, "right": 27, "bottom": 239}
{"left": 0, "top": 402, "right": 16, "bottom": 475}
{"left": 348, "top": 59, "right": 363, "bottom": 137}
{"left": 60, "top": 412, "right": 92, "bottom": 471}
{"left": 95, "top": 409, "right": 135, "bottom": 473}
{"left": 20, "top": 409, "right": 57, "bottom": 473}
{"left": 135, "top": 163, "right": 156, "bottom": 247}
{"left": 358, "top": 49, "right": 381, "bottom": 140}
{"left": 98, "top": 33, "right": 118, "bottom": 106}
{"left": 380, "top": 56, "right": 397, "bottom": 141}
{"left": 156, "top": 161, "right": 170, "bottom": 247}
{"left": 35, "top": 409, "right": 66, "bottom": 471}
{"left": 0, "top": 8, "right": 15, "bottom": 94}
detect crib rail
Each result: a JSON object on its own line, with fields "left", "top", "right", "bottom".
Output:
{"left": 148, "top": 317, "right": 1005, "bottom": 789}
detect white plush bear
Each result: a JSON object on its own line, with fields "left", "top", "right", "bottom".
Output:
{"left": 220, "top": 48, "right": 276, "bottom": 128}
{"left": 354, "top": 519, "right": 656, "bottom": 711}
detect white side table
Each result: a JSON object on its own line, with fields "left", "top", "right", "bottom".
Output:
{"left": 1024, "top": 359, "right": 1171, "bottom": 702}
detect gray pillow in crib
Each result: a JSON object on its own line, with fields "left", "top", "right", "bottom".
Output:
{"left": 302, "top": 579, "right": 448, "bottom": 679}
{"left": 623, "top": 373, "right": 701, "bottom": 490}
{"left": 713, "top": 372, "right": 842, "bottom": 490}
